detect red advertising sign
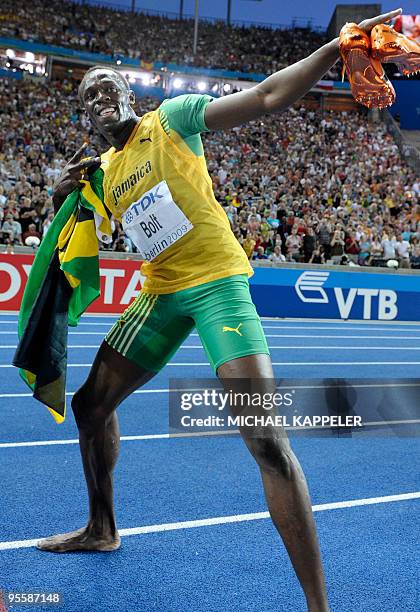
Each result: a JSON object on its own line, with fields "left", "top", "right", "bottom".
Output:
{"left": 0, "top": 253, "right": 143, "bottom": 314}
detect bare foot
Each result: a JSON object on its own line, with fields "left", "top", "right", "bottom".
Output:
{"left": 36, "top": 526, "right": 121, "bottom": 553}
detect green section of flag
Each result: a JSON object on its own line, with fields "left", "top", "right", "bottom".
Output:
{"left": 17, "top": 193, "right": 78, "bottom": 338}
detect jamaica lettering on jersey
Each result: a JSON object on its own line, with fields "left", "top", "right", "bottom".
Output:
{"left": 100, "top": 94, "right": 252, "bottom": 294}
{"left": 112, "top": 160, "right": 152, "bottom": 205}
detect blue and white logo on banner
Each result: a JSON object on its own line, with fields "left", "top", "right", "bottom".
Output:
{"left": 250, "top": 267, "right": 420, "bottom": 322}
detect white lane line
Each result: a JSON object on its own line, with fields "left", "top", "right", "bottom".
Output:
{"left": 3, "top": 324, "right": 420, "bottom": 334}
{"left": 2, "top": 419, "right": 419, "bottom": 449}
{"left": 0, "top": 431, "right": 237, "bottom": 448}
{"left": 2, "top": 313, "right": 420, "bottom": 328}
{"left": 3, "top": 361, "right": 420, "bottom": 368}
{"left": 5, "top": 335, "right": 420, "bottom": 348}
{"left": 260, "top": 317, "right": 420, "bottom": 326}
{"left": 3, "top": 344, "right": 420, "bottom": 351}
{"left": 0, "top": 321, "right": 113, "bottom": 327}
{"left": 0, "top": 491, "right": 418, "bottom": 551}
{"left": 3, "top": 330, "right": 420, "bottom": 338}
{"left": 2, "top": 382, "right": 420, "bottom": 400}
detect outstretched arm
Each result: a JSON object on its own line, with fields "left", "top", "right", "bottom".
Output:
{"left": 205, "top": 8, "right": 402, "bottom": 130}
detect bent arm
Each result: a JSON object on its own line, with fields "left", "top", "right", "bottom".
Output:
{"left": 205, "top": 38, "right": 339, "bottom": 130}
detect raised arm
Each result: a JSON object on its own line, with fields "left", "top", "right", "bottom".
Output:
{"left": 205, "top": 8, "right": 402, "bottom": 131}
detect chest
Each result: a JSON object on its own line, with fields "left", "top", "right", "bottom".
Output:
{"left": 102, "top": 118, "right": 170, "bottom": 219}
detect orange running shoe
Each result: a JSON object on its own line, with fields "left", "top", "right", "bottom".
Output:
{"left": 371, "top": 24, "right": 420, "bottom": 76}
{"left": 339, "top": 22, "right": 395, "bottom": 109}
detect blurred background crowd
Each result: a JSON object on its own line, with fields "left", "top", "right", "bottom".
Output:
{"left": 1, "top": 76, "right": 418, "bottom": 268}
{"left": 1, "top": 0, "right": 420, "bottom": 272}
{"left": 0, "top": 0, "right": 335, "bottom": 77}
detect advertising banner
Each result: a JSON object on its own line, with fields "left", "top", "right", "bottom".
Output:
{"left": 249, "top": 267, "right": 420, "bottom": 321}
{"left": 1, "top": 254, "right": 419, "bottom": 321}
{"left": 0, "top": 253, "right": 143, "bottom": 314}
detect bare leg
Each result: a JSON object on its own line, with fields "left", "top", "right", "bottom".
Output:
{"left": 37, "top": 342, "right": 154, "bottom": 553}
{"left": 218, "top": 354, "right": 329, "bottom": 612}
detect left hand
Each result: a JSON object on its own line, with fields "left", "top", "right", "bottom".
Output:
{"left": 358, "top": 7, "right": 402, "bottom": 33}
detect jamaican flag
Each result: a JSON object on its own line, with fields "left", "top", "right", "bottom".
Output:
{"left": 13, "top": 169, "right": 112, "bottom": 423}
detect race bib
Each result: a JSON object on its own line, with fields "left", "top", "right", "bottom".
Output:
{"left": 121, "top": 180, "right": 193, "bottom": 261}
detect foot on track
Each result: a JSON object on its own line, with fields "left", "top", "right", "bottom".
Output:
{"left": 36, "top": 526, "right": 121, "bottom": 553}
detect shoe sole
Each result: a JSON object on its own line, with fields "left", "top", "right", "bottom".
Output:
{"left": 372, "top": 49, "right": 420, "bottom": 76}
{"left": 343, "top": 48, "right": 395, "bottom": 108}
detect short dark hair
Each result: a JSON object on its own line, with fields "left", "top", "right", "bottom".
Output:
{"left": 78, "top": 65, "right": 130, "bottom": 103}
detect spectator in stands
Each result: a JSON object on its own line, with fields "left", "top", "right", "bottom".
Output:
{"left": 370, "top": 235, "right": 384, "bottom": 266}
{"left": 0, "top": 0, "right": 332, "bottom": 77}
{"left": 285, "top": 227, "right": 302, "bottom": 261}
{"left": 18, "top": 196, "right": 38, "bottom": 234}
{"left": 302, "top": 227, "right": 316, "bottom": 262}
{"left": 395, "top": 234, "right": 411, "bottom": 268}
{"left": 242, "top": 232, "right": 256, "bottom": 260}
{"left": 330, "top": 229, "right": 345, "bottom": 260}
{"left": 1, "top": 213, "right": 22, "bottom": 245}
{"left": 22, "top": 222, "right": 42, "bottom": 246}
{"left": 253, "top": 245, "right": 268, "bottom": 260}
{"left": 269, "top": 245, "right": 286, "bottom": 263}
{"left": 317, "top": 221, "right": 331, "bottom": 260}
{"left": 381, "top": 233, "right": 398, "bottom": 261}
{"left": 358, "top": 236, "right": 372, "bottom": 266}
{"left": 345, "top": 231, "right": 360, "bottom": 259}
{"left": 0, "top": 75, "right": 417, "bottom": 266}
{"left": 309, "top": 245, "right": 325, "bottom": 264}
{"left": 410, "top": 243, "right": 420, "bottom": 269}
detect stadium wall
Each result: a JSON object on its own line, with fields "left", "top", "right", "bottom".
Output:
{"left": 389, "top": 80, "right": 420, "bottom": 130}
{"left": 1, "top": 253, "right": 419, "bottom": 322}
{"left": 249, "top": 266, "right": 420, "bottom": 321}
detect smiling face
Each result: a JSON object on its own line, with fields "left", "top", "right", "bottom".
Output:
{"left": 79, "top": 68, "right": 137, "bottom": 143}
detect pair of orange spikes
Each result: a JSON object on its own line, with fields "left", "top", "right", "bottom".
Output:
{"left": 339, "top": 23, "right": 420, "bottom": 109}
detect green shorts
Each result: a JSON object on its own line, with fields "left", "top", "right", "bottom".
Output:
{"left": 105, "top": 274, "right": 269, "bottom": 373}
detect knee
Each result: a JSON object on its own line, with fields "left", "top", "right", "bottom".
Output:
{"left": 249, "top": 437, "right": 293, "bottom": 479}
{"left": 71, "top": 388, "right": 108, "bottom": 432}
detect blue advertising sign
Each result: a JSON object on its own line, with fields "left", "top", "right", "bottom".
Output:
{"left": 249, "top": 267, "right": 420, "bottom": 321}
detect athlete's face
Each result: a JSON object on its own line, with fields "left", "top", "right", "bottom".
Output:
{"left": 81, "top": 69, "right": 135, "bottom": 135}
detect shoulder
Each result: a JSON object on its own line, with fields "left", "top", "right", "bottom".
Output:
{"left": 159, "top": 94, "right": 215, "bottom": 136}
{"left": 159, "top": 94, "right": 214, "bottom": 115}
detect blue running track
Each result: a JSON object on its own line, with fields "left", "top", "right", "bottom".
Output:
{"left": 0, "top": 313, "right": 419, "bottom": 612}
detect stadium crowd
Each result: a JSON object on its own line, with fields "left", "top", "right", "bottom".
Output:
{"left": 0, "top": 0, "right": 336, "bottom": 77}
{"left": 0, "top": 76, "right": 419, "bottom": 268}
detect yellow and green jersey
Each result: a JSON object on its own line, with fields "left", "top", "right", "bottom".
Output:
{"left": 98, "top": 94, "right": 252, "bottom": 294}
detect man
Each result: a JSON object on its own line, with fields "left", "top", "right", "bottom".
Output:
{"left": 37, "top": 8, "right": 401, "bottom": 612}
{"left": 395, "top": 233, "right": 411, "bottom": 268}
{"left": 18, "top": 196, "right": 38, "bottom": 234}
{"left": 269, "top": 245, "right": 286, "bottom": 264}
{"left": 252, "top": 245, "right": 268, "bottom": 260}
{"left": 285, "top": 226, "right": 302, "bottom": 260}
{"left": 22, "top": 222, "right": 42, "bottom": 246}
{"left": 242, "top": 231, "right": 256, "bottom": 260}
{"left": 303, "top": 226, "right": 316, "bottom": 262}
{"left": 381, "top": 231, "right": 398, "bottom": 261}
{"left": 2, "top": 213, "right": 22, "bottom": 245}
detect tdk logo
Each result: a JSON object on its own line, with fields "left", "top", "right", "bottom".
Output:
{"left": 129, "top": 184, "right": 164, "bottom": 218}
{"left": 295, "top": 271, "right": 398, "bottom": 320}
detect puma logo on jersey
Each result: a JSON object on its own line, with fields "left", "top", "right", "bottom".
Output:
{"left": 139, "top": 132, "right": 152, "bottom": 144}
{"left": 222, "top": 323, "right": 243, "bottom": 336}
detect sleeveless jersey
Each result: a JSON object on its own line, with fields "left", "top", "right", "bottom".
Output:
{"left": 99, "top": 94, "right": 252, "bottom": 294}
